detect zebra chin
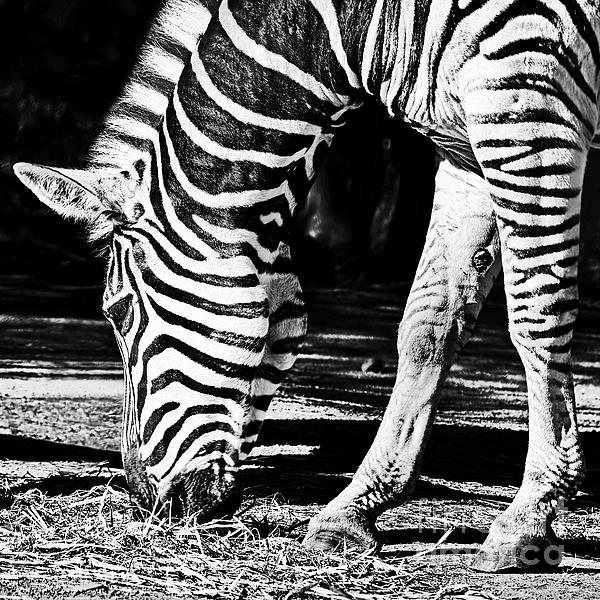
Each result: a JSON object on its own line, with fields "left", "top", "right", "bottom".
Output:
{"left": 123, "top": 449, "right": 242, "bottom": 521}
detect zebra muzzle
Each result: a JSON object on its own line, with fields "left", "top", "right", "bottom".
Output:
{"left": 166, "top": 458, "right": 242, "bottom": 521}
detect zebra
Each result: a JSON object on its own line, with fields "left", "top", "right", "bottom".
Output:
{"left": 13, "top": 0, "right": 600, "bottom": 572}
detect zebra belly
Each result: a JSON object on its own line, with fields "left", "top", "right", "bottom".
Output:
{"left": 403, "top": 118, "right": 481, "bottom": 174}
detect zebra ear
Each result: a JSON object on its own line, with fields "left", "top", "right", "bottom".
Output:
{"left": 13, "top": 162, "right": 111, "bottom": 224}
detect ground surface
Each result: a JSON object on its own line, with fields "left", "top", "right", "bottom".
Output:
{"left": 0, "top": 280, "right": 600, "bottom": 598}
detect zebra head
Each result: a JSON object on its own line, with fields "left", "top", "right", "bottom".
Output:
{"left": 13, "top": 160, "right": 271, "bottom": 519}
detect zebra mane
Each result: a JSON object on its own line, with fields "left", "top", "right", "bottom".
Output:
{"left": 89, "top": 0, "right": 212, "bottom": 169}
{"left": 84, "top": 0, "right": 214, "bottom": 249}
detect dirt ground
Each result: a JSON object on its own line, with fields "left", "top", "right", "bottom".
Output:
{"left": 1, "top": 282, "right": 600, "bottom": 598}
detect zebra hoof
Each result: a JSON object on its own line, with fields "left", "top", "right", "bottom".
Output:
{"left": 303, "top": 508, "right": 379, "bottom": 554}
{"left": 471, "top": 531, "right": 563, "bottom": 572}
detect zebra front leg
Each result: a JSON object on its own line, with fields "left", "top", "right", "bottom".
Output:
{"left": 463, "top": 59, "right": 593, "bottom": 571}
{"left": 305, "top": 157, "right": 501, "bottom": 552}
{"left": 241, "top": 271, "right": 307, "bottom": 459}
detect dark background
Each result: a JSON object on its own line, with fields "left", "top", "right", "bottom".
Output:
{"left": 2, "top": 0, "right": 600, "bottom": 319}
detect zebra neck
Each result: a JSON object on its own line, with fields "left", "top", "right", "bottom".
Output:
{"left": 146, "top": 0, "right": 370, "bottom": 270}
{"left": 152, "top": 109, "right": 338, "bottom": 271}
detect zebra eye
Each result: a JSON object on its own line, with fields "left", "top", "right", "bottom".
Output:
{"left": 105, "top": 295, "right": 134, "bottom": 335}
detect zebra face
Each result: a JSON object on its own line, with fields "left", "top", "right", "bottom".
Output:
{"left": 103, "top": 230, "right": 270, "bottom": 517}
{"left": 13, "top": 161, "right": 270, "bottom": 519}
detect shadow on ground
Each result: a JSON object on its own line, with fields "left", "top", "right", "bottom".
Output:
{"left": 252, "top": 421, "right": 600, "bottom": 497}
{"left": 0, "top": 434, "right": 120, "bottom": 465}
{"left": 2, "top": 423, "right": 600, "bottom": 566}
{"left": 2, "top": 423, "right": 599, "bottom": 501}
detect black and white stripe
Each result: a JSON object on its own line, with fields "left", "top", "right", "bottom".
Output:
{"left": 13, "top": 0, "right": 600, "bottom": 556}
{"left": 99, "top": 0, "right": 360, "bottom": 502}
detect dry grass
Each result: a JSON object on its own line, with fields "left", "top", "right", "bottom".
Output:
{"left": 0, "top": 469, "right": 508, "bottom": 600}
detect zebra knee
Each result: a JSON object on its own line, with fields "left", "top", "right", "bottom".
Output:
{"left": 397, "top": 315, "right": 450, "bottom": 377}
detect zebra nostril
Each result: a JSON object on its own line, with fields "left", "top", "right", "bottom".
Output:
{"left": 472, "top": 248, "right": 493, "bottom": 274}
{"left": 132, "top": 202, "right": 145, "bottom": 220}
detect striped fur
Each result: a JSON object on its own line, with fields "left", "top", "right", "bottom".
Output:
{"left": 13, "top": 0, "right": 600, "bottom": 568}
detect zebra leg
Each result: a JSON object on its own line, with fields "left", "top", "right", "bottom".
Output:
{"left": 242, "top": 271, "right": 307, "bottom": 459}
{"left": 461, "top": 54, "right": 594, "bottom": 570}
{"left": 305, "top": 156, "right": 501, "bottom": 552}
